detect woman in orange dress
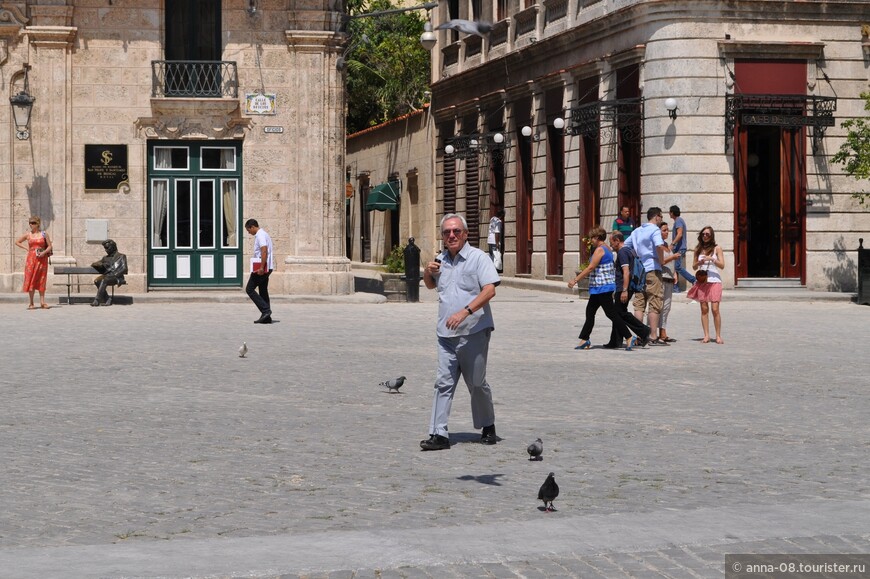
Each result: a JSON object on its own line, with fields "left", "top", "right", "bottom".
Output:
{"left": 15, "top": 216, "right": 53, "bottom": 309}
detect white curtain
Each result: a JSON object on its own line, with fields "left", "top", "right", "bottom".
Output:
{"left": 222, "top": 181, "right": 237, "bottom": 247}
{"left": 220, "top": 148, "right": 234, "bottom": 170}
{"left": 152, "top": 180, "right": 168, "bottom": 248}
{"left": 155, "top": 148, "right": 172, "bottom": 169}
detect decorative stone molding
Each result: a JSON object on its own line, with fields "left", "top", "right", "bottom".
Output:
{"left": 718, "top": 40, "right": 824, "bottom": 61}
{"left": 136, "top": 98, "right": 253, "bottom": 140}
{"left": 0, "top": 5, "right": 28, "bottom": 28}
{"left": 26, "top": 26, "right": 77, "bottom": 48}
{"left": 30, "top": 5, "right": 74, "bottom": 27}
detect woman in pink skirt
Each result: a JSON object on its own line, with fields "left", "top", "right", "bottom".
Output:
{"left": 686, "top": 226, "right": 724, "bottom": 344}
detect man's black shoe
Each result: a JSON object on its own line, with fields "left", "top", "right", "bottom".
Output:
{"left": 480, "top": 424, "right": 497, "bottom": 445}
{"left": 420, "top": 434, "right": 450, "bottom": 451}
{"left": 254, "top": 314, "right": 272, "bottom": 324}
{"left": 637, "top": 334, "right": 650, "bottom": 348}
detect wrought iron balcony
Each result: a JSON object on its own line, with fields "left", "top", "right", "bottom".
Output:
{"left": 151, "top": 61, "right": 238, "bottom": 98}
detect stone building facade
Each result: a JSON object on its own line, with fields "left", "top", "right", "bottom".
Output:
{"left": 1, "top": 0, "right": 352, "bottom": 296}
{"left": 345, "top": 106, "right": 438, "bottom": 266}
{"left": 427, "top": 0, "right": 869, "bottom": 291}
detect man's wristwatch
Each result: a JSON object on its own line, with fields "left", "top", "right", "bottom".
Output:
{"left": 464, "top": 305, "right": 473, "bottom": 315}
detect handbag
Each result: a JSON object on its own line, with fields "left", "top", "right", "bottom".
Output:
{"left": 695, "top": 268, "right": 708, "bottom": 283}
{"left": 41, "top": 231, "right": 53, "bottom": 259}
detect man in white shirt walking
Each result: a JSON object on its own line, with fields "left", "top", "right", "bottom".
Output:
{"left": 244, "top": 218, "right": 275, "bottom": 324}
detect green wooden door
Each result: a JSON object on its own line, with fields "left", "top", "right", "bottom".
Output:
{"left": 148, "top": 142, "right": 243, "bottom": 287}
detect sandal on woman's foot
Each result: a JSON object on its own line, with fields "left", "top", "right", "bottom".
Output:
{"left": 715, "top": 337, "right": 724, "bottom": 344}
{"left": 40, "top": 304, "right": 50, "bottom": 309}
{"left": 27, "top": 305, "right": 36, "bottom": 310}
{"left": 701, "top": 337, "right": 710, "bottom": 344}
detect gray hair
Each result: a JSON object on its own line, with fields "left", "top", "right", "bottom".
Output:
{"left": 440, "top": 213, "right": 468, "bottom": 231}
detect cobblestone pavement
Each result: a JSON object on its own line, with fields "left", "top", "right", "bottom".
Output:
{"left": 1, "top": 288, "right": 868, "bottom": 578}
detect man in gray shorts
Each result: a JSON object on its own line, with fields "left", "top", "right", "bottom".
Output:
{"left": 625, "top": 207, "right": 667, "bottom": 341}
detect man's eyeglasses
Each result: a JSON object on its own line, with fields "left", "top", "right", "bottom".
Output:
{"left": 29, "top": 221, "right": 37, "bottom": 225}
{"left": 441, "top": 228, "right": 464, "bottom": 237}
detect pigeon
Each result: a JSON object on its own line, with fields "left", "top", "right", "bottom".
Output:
{"left": 379, "top": 375, "right": 406, "bottom": 393}
{"left": 538, "top": 472, "right": 559, "bottom": 512}
{"left": 527, "top": 438, "right": 543, "bottom": 461}
{"left": 435, "top": 19, "right": 493, "bottom": 39}
{"left": 239, "top": 342, "right": 247, "bottom": 358}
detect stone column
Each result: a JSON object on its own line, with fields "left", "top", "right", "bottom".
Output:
{"left": 23, "top": 6, "right": 77, "bottom": 276}
{"left": 0, "top": 5, "right": 28, "bottom": 291}
{"left": 281, "top": 29, "right": 353, "bottom": 294}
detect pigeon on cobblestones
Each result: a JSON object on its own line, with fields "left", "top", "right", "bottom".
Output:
{"left": 379, "top": 376, "right": 406, "bottom": 393}
{"left": 538, "top": 472, "right": 559, "bottom": 512}
{"left": 435, "top": 19, "right": 493, "bottom": 39}
{"left": 527, "top": 438, "right": 543, "bottom": 461}
{"left": 239, "top": 342, "right": 248, "bottom": 358}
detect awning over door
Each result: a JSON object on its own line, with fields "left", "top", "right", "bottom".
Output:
{"left": 366, "top": 182, "right": 399, "bottom": 211}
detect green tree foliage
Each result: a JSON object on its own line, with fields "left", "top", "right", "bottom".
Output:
{"left": 832, "top": 91, "right": 870, "bottom": 205}
{"left": 344, "top": 0, "right": 431, "bottom": 134}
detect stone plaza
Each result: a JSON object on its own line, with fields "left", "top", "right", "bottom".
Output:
{"left": 1, "top": 287, "right": 868, "bottom": 578}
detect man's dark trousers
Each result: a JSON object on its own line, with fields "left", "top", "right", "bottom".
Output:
{"left": 607, "top": 290, "right": 650, "bottom": 346}
{"left": 246, "top": 271, "right": 272, "bottom": 316}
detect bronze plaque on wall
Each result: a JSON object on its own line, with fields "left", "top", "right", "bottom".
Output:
{"left": 85, "top": 145, "right": 129, "bottom": 191}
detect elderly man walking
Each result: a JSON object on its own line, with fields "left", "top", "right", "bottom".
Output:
{"left": 624, "top": 207, "right": 667, "bottom": 341}
{"left": 420, "top": 213, "right": 500, "bottom": 451}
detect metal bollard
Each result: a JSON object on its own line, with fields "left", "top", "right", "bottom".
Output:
{"left": 859, "top": 238, "right": 869, "bottom": 305}
{"left": 403, "top": 237, "right": 421, "bottom": 303}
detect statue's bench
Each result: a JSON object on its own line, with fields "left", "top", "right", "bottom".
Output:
{"left": 53, "top": 266, "right": 132, "bottom": 305}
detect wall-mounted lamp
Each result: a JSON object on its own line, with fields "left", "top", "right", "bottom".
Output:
{"left": 444, "top": 131, "right": 508, "bottom": 163}
{"left": 10, "top": 64, "right": 35, "bottom": 141}
{"left": 665, "top": 97, "right": 678, "bottom": 120}
{"left": 247, "top": 0, "right": 257, "bottom": 16}
{"left": 553, "top": 117, "right": 565, "bottom": 130}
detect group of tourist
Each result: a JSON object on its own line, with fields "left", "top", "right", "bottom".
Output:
{"left": 568, "top": 205, "right": 725, "bottom": 347}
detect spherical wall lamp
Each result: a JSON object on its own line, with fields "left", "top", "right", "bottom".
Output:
{"left": 665, "top": 97, "right": 678, "bottom": 120}
{"left": 444, "top": 144, "right": 455, "bottom": 155}
{"left": 553, "top": 117, "right": 565, "bottom": 130}
{"left": 521, "top": 125, "right": 532, "bottom": 137}
{"left": 493, "top": 132, "right": 504, "bottom": 144}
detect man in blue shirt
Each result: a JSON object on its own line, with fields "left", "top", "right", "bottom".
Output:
{"left": 624, "top": 207, "right": 666, "bottom": 340}
{"left": 420, "top": 214, "right": 500, "bottom": 451}
{"left": 669, "top": 205, "right": 696, "bottom": 291}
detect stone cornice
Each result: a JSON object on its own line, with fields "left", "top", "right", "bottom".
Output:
{"left": 718, "top": 40, "right": 825, "bottom": 60}
{"left": 26, "top": 26, "right": 77, "bottom": 48}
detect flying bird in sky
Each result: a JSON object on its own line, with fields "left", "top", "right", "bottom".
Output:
{"left": 435, "top": 19, "right": 493, "bottom": 39}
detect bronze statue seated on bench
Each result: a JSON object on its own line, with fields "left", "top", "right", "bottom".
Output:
{"left": 91, "top": 239, "right": 128, "bottom": 307}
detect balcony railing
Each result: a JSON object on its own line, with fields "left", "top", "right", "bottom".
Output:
{"left": 151, "top": 61, "right": 238, "bottom": 98}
